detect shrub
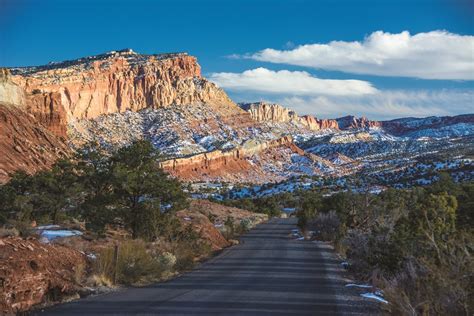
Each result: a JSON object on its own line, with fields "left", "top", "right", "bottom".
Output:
{"left": 310, "top": 211, "right": 341, "bottom": 241}
{"left": 94, "top": 240, "right": 162, "bottom": 285}
{"left": 223, "top": 216, "right": 235, "bottom": 239}
{"left": 383, "top": 232, "right": 473, "bottom": 315}
{"left": 89, "top": 274, "right": 113, "bottom": 288}
{"left": 158, "top": 252, "right": 176, "bottom": 270}
{"left": 0, "top": 227, "right": 19, "bottom": 238}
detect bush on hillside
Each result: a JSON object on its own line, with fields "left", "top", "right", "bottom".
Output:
{"left": 293, "top": 176, "right": 473, "bottom": 315}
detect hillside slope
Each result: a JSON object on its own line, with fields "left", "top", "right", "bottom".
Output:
{"left": 0, "top": 70, "right": 69, "bottom": 183}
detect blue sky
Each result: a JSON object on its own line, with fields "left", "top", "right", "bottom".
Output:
{"left": 1, "top": 0, "right": 473, "bottom": 119}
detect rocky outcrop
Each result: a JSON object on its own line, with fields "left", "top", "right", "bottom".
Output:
{"left": 0, "top": 102, "right": 69, "bottom": 183}
{"left": 299, "top": 115, "right": 339, "bottom": 130}
{"left": 0, "top": 69, "right": 69, "bottom": 183}
{"left": 9, "top": 49, "right": 237, "bottom": 137}
{"left": 27, "top": 91, "right": 68, "bottom": 138}
{"left": 240, "top": 102, "right": 298, "bottom": 122}
{"left": 160, "top": 136, "right": 304, "bottom": 182}
{"left": 336, "top": 115, "right": 381, "bottom": 130}
{"left": 240, "top": 102, "right": 339, "bottom": 130}
{"left": 0, "top": 69, "right": 25, "bottom": 107}
{"left": 0, "top": 237, "right": 87, "bottom": 314}
{"left": 177, "top": 209, "right": 230, "bottom": 251}
{"left": 177, "top": 200, "right": 267, "bottom": 250}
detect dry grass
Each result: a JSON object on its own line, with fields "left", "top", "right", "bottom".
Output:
{"left": 94, "top": 240, "right": 163, "bottom": 285}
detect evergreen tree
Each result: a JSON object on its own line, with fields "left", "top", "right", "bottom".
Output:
{"left": 109, "top": 140, "right": 188, "bottom": 240}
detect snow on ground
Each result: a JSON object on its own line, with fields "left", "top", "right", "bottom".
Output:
{"left": 38, "top": 229, "right": 83, "bottom": 242}
{"left": 345, "top": 284, "right": 373, "bottom": 289}
{"left": 361, "top": 292, "right": 388, "bottom": 304}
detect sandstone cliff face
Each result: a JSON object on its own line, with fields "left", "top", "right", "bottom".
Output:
{"left": 240, "top": 102, "right": 339, "bottom": 130}
{"left": 10, "top": 49, "right": 237, "bottom": 137}
{"left": 27, "top": 91, "right": 68, "bottom": 138}
{"left": 336, "top": 115, "right": 381, "bottom": 130}
{"left": 240, "top": 102, "right": 298, "bottom": 123}
{"left": 0, "top": 69, "right": 25, "bottom": 107}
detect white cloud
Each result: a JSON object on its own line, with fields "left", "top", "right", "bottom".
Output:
{"left": 248, "top": 31, "right": 474, "bottom": 80}
{"left": 268, "top": 89, "right": 474, "bottom": 120}
{"left": 209, "top": 67, "right": 377, "bottom": 96}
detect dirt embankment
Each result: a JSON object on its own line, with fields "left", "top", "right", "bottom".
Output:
{"left": 0, "top": 200, "right": 266, "bottom": 314}
{"left": 0, "top": 237, "right": 87, "bottom": 315}
{"left": 177, "top": 200, "right": 268, "bottom": 251}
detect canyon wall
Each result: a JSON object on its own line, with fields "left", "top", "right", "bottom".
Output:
{"left": 240, "top": 102, "right": 339, "bottom": 130}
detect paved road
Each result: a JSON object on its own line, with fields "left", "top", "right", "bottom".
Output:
{"left": 37, "top": 218, "right": 379, "bottom": 315}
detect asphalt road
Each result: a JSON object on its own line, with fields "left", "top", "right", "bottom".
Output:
{"left": 37, "top": 217, "right": 379, "bottom": 315}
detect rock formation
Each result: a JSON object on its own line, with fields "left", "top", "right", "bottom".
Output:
{"left": 177, "top": 200, "right": 267, "bottom": 250}
{"left": 0, "top": 71, "right": 69, "bottom": 183}
{"left": 0, "top": 69, "right": 25, "bottom": 106}
{"left": 240, "top": 102, "right": 299, "bottom": 122}
{"left": 10, "top": 49, "right": 239, "bottom": 137}
{"left": 299, "top": 114, "right": 339, "bottom": 130}
{"left": 160, "top": 136, "right": 305, "bottom": 182}
{"left": 240, "top": 102, "right": 339, "bottom": 130}
{"left": 0, "top": 103, "right": 69, "bottom": 183}
{"left": 336, "top": 115, "right": 381, "bottom": 130}
{"left": 0, "top": 237, "right": 87, "bottom": 314}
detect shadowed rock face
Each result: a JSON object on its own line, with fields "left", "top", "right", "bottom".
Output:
{"left": 10, "top": 49, "right": 235, "bottom": 137}
{"left": 26, "top": 91, "right": 68, "bottom": 138}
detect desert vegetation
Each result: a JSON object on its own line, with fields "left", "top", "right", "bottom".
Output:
{"left": 0, "top": 140, "right": 217, "bottom": 289}
{"left": 294, "top": 174, "right": 473, "bottom": 315}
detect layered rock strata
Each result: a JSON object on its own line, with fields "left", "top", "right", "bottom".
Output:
{"left": 10, "top": 49, "right": 239, "bottom": 137}
{"left": 240, "top": 102, "right": 339, "bottom": 130}
{"left": 0, "top": 103, "right": 69, "bottom": 183}
{"left": 0, "top": 70, "right": 69, "bottom": 183}
{"left": 160, "top": 136, "right": 304, "bottom": 181}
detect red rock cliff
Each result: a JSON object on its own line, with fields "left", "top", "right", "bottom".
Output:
{"left": 159, "top": 136, "right": 303, "bottom": 181}
{"left": 10, "top": 49, "right": 235, "bottom": 137}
